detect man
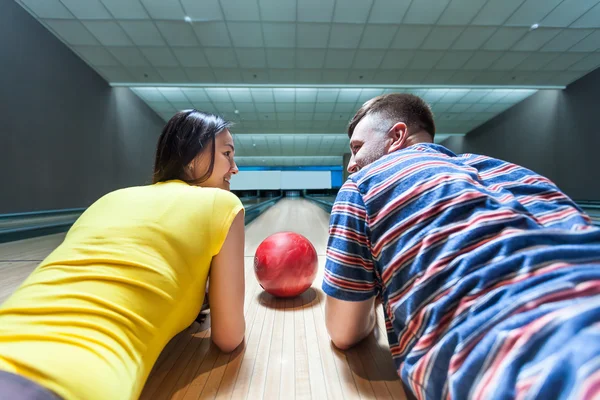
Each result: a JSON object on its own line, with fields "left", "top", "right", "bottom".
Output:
{"left": 322, "top": 93, "right": 600, "bottom": 399}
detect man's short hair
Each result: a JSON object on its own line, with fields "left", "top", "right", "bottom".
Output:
{"left": 348, "top": 93, "right": 436, "bottom": 139}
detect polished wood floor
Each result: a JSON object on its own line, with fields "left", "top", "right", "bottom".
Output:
{"left": 0, "top": 198, "right": 405, "bottom": 400}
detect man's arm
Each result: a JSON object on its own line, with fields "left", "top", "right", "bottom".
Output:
{"left": 325, "top": 295, "right": 377, "bottom": 350}
{"left": 322, "top": 180, "right": 379, "bottom": 350}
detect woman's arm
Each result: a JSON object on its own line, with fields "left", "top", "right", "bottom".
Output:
{"left": 208, "top": 210, "right": 246, "bottom": 353}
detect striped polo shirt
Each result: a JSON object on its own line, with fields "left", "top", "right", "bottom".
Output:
{"left": 323, "top": 143, "right": 600, "bottom": 399}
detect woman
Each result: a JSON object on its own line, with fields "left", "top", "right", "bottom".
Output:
{"left": 0, "top": 110, "right": 246, "bottom": 400}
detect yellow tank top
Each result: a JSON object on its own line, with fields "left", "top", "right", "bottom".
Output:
{"left": 0, "top": 180, "right": 244, "bottom": 400}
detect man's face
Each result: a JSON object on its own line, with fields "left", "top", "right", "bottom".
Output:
{"left": 347, "top": 115, "right": 392, "bottom": 174}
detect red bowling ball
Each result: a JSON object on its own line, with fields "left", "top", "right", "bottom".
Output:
{"left": 254, "top": 232, "right": 318, "bottom": 298}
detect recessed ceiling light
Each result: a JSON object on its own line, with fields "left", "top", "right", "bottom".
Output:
{"left": 530, "top": 23, "right": 539, "bottom": 30}
{"left": 253, "top": 143, "right": 256, "bottom": 147}
{"left": 234, "top": 109, "right": 239, "bottom": 114}
{"left": 184, "top": 16, "right": 192, "bottom": 23}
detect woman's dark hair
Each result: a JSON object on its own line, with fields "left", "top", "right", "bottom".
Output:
{"left": 153, "top": 109, "right": 232, "bottom": 184}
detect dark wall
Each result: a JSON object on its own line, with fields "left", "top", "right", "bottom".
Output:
{"left": 0, "top": 0, "right": 165, "bottom": 213}
{"left": 442, "top": 67, "right": 600, "bottom": 201}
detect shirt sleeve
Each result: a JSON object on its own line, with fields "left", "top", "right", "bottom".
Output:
{"left": 211, "top": 189, "right": 245, "bottom": 255}
{"left": 322, "top": 179, "right": 378, "bottom": 302}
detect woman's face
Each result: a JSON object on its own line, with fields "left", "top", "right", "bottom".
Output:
{"left": 189, "top": 129, "right": 238, "bottom": 191}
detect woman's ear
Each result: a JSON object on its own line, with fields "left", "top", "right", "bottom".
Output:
{"left": 387, "top": 122, "right": 408, "bottom": 153}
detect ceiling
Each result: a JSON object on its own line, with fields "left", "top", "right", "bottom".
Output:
{"left": 15, "top": 0, "right": 600, "bottom": 166}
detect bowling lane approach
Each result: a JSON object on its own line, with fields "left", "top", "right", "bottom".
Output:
{"left": 0, "top": 198, "right": 406, "bottom": 400}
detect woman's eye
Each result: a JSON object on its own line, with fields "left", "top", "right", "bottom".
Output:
{"left": 224, "top": 151, "right": 231, "bottom": 157}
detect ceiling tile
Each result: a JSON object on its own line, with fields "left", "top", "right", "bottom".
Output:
{"left": 180, "top": 0, "right": 223, "bottom": 21}
{"left": 236, "top": 49, "right": 267, "bottom": 68}
{"left": 568, "top": 53, "right": 600, "bottom": 70}
{"left": 270, "top": 69, "right": 296, "bottom": 83}
{"left": 421, "top": 70, "right": 456, "bottom": 84}
{"left": 569, "top": 31, "right": 600, "bottom": 51}
{"left": 452, "top": 27, "right": 496, "bottom": 50}
{"left": 329, "top": 24, "right": 364, "bottom": 49}
{"left": 359, "top": 25, "right": 397, "bottom": 49}
{"left": 298, "top": 0, "right": 335, "bottom": 22}
{"left": 128, "top": 68, "right": 163, "bottom": 83}
{"left": 156, "top": 67, "right": 189, "bottom": 82}
{"left": 205, "top": 88, "right": 233, "bottom": 102}
{"left": 421, "top": 27, "right": 463, "bottom": 50}
{"left": 204, "top": 48, "right": 238, "bottom": 68}
{"left": 549, "top": 71, "right": 585, "bottom": 85}
{"left": 507, "top": 0, "right": 563, "bottom": 26}
{"left": 140, "top": 0, "right": 186, "bottom": 20}
{"left": 391, "top": 26, "right": 432, "bottom": 49}
{"left": 541, "top": 0, "right": 599, "bottom": 27}
{"left": 263, "top": 23, "right": 296, "bottom": 47}
{"left": 73, "top": 46, "right": 119, "bottom": 66}
{"left": 266, "top": 49, "right": 295, "bottom": 68}
{"left": 422, "top": 88, "right": 448, "bottom": 102}
{"left": 439, "top": 89, "right": 470, "bottom": 102}
{"left": 348, "top": 70, "right": 376, "bottom": 83}
{"left": 45, "top": 20, "right": 99, "bottom": 46}
{"left": 19, "top": 0, "right": 73, "bottom": 18}
{"left": 296, "top": 102, "right": 314, "bottom": 112}
{"left": 397, "top": 70, "right": 429, "bottom": 83}
{"left": 458, "top": 89, "right": 489, "bottom": 103}
{"left": 514, "top": 52, "right": 559, "bottom": 70}
{"left": 184, "top": 68, "right": 216, "bottom": 82}
{"left": 259, "top": 0, "right": 296, "bottom": 21}
{"left": 540, "top": 29, "right": 593, "bottom": 51}
{"left": 333, "top": 0, "right": 373, "bottom": 23}
{"left": 322, "top": 69, "right": 350, "bottom": 83}
{"left": 251, "top": 88, "right": 275, "bottom": 103}
{"left": 273, "top": 88, "right": 296, "bottom": 103}
{"left": 472, "top": 0, "right": 527, "bottom": 25}
{"left": 193, "top": 22, "right": 232, "bottom": 47}
{"left": 96, "top": 66, "right": 133, "bottom": 81}
{"left": 228, "top": 22, "right": 264, "bottom": 47}
{"left": 296, "top": 49, "right": 327, "bottom": 68}
{"left": 571, "top": 2, "right": 600, "bottom": 27}
{"left": 297, "top": 24, "right": 330, "bottom": 48}
{"left": 172, "top": 48, "right": 208, "bottom": 67}
{"left": 140, "top": 47, "right": 179, "bottom": 67}
{"left": 490, "top": 52, "right": 531, "bottom": 70}
{"left": 83, "top": 21, "right": 133, "bottom": 46}
{"left": 119, "top": 21, "right": 165, "bottom": 46}
{"left": 462, "top": 51, "right": 503, "bottom": 70}
{"left": 404, "top": 0, "right": 451, "bottom": 24}
{"left": 156, "top": 21, "right": 199, "bottom": 46}
{"left": 132, "top": 87, "right": 166, "bottom": 102}
{"left": 380, "top": 50, "right": 414, "bottom": 68}
{"left": 337, "top": 89, "right": 362, "bottom": 103}
{"left": 220, "top": 0, "right": 260, "bottom": 21}
{"left": 60, "top": 0, "right": 112, "bottom": 19}
{"left": 295, "top": 88, "right": 318, "bottom": 103}
{"left": 445, "top": 70, "right": 477, "bottom": 84}
{"left": 540, "top": 53, "right": 586, "bottom": 70}
{"left": 317, "top": 89, "right": 340, "bottom": 102}
{"left": 108, "top": 46, "right": 150, "bottom": 66}
{"left": 295, "top": 69, "right": 323, "bottom": 83}
{"left": 325, "top": 50, "right": 356, "bottom": 68}
{"left": 435, "top": 51, "right": 474, "bottom": 69}
{"left": 437, "top": 0, "right": 488, "bottom": 25}
{"left": 182, "top": 88, "right": 209, "bottom": 102}
{"left": 512, "top": 29, "right": 562, "bottom": 51}
{"left": 482, "top": 28, "right": 528, "bottom": 50}
{"left": 275, "top": 102, "right": 295, "bottom": 112}
{"left": 100, "top": 0, "right": 149, "bottom": 18}
{"left": 368, "top": 0, "right": 411, "bottom": 23}
{"left": 408, "top": 51, "right": 444, "bottom": 69}
{"left": 352, "top": 50, "right": 385, "bottom": 69}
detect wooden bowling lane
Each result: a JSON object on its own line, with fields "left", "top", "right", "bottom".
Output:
{"left": 0, "top": 198, "right": 406, "bottom": 399}
{"left": 142, "top": 198, "right": 406, "bottom": 400}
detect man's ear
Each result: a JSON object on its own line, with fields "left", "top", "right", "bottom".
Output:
{"left": 387, "top": 122, "right": 408, "bottom": 153}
